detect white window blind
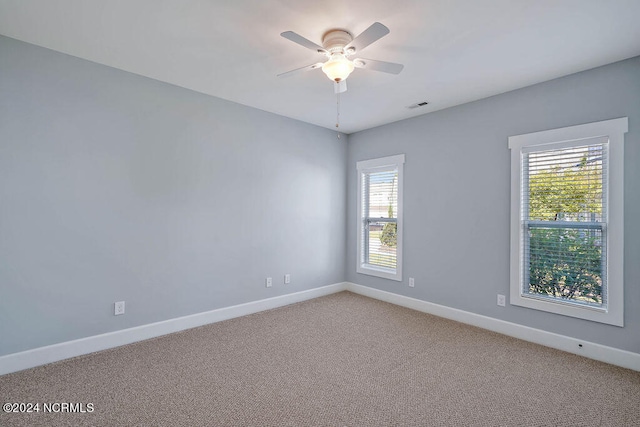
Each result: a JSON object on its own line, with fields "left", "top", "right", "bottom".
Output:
{"left": 522, "top": 139, "right": 607, "bottom": 307}
{"left": 361, "top": 168, "right": 398, "bottom": 269}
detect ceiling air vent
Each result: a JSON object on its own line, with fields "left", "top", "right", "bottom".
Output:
{"left": 407, "top": 101, "right": 429, "bottom": 109}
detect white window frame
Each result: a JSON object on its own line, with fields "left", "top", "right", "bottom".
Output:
{"left": 509, "top": 118, "right": 627, "bottom": 326}
{"left": 357, "top": 154, "right": 404, "bottom": 281}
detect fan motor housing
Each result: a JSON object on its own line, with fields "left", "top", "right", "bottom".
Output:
{"left": 322, "top": 29, "right": 353, "bottom": 53}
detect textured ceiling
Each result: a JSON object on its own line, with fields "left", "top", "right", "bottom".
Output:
{"left": 1, "top": 0, "right": 640, "bottom": 133}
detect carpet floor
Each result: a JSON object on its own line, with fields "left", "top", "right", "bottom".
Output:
{"left": 1, "top": 291, "right": 639, "bottom": 426}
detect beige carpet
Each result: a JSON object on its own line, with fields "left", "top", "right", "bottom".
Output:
{"left": 1, "top": 291, "right": 639, "bottom": 426}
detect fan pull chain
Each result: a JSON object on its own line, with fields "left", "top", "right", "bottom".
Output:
{"left": 336, "top": 91, "right": 341, "bottom": 139}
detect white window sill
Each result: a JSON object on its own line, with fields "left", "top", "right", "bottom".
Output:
{"left": 357, "top": 264, "right": 401, "bottom": 281}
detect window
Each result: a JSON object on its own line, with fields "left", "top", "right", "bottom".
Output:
{"left": 357, "top": 154, "right": 404, "bottom": 281}
{"left": 509, "top": 118, "right": 627, "bottom": 326}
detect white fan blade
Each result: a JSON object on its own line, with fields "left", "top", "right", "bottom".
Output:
{"left": 281, "top": 31, "right": 327, "bottom": 54}
{"left": 334, "top": 80, "right": 347, "bottom": 93}
{"left": 277, "top": 62, "right": 324, "bottom": 78}
{"left": 345, "top": 22, "right": 389, "bottom": 53}
{"left": 352, "top": 58, "right": 404, "bottom": 75}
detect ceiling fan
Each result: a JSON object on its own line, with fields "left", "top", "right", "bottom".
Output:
{"left": 278, "top": 22, "right": 404, "bottom": 93}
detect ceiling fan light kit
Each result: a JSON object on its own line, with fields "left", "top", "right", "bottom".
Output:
{"left": 321, "top": 30, "right": 355, "bottom": 82}
{"left": 321, "top": 53, "right": 355, "bottom": 82}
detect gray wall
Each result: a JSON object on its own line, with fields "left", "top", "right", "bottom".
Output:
{"left": 347, "top": 56, "right": 640, "bottom": 354}
{"left": 0, "top": 36, "right": 346, "bottom": 356}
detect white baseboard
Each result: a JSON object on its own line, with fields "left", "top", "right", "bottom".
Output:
{"left": 0, "top": 282, "right": 348, "bottom": 376}
{"left": 345, "top": 282, "right": 640, "bottom": 372}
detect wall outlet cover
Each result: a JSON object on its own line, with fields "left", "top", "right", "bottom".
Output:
{"left": 114, "top": 301, "right": 125, "bottom": 315}
{"left": 497, "top": 294, "right": 506, "bottom": 307}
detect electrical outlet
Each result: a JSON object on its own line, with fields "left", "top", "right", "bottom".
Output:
{"left": 265, "top": 277, "right": 272, "bottom": 288}
{"left": 284, "top": 274, "right": 291, "bottom": 284}
{"left": 409, "top": 277, "right": 415, "bottom": 288}
{"left": 114, "top": 301, "right": 125, "bottom": 315}
{"left": 497, "top": 294, "right": 506, "bottom": 307}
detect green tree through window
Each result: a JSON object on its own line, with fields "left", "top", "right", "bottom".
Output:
{"left": 380, "top": 205, "right": 397, "bottom": 247}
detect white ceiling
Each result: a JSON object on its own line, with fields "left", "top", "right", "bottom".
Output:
{"left": 1, "top": 1, "right": 640, "bottom": 134}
